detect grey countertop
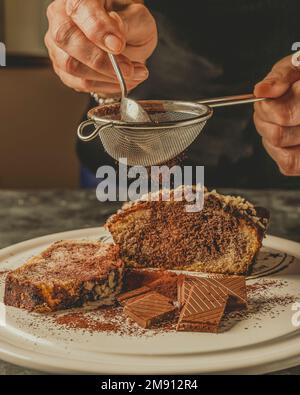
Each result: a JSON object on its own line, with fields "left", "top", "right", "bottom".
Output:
{"left": 0, "top": 189, "right": 300, "bottom": 375}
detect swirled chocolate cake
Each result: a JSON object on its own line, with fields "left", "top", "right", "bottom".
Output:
{"left": 106, "top": 187, "right": 269, "bottom": 275}
{"left": 4, "top": 241, "right": 124, "bottom": 312}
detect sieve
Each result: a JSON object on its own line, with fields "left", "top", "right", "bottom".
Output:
{"left": 77, "top": 94, "right": 265, "bottom": 166}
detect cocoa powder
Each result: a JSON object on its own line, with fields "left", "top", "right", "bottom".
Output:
{"left": 47, "top": 276, "right": 296, "bottom": 337}
{"left": 55, "top": 312, "right": 118, "bottom": 333}
{"left": 221, "top": 278, "right": 296, "bottom": 331}
{"left": 53, "top": 306, "right": 149, "bottom": 337}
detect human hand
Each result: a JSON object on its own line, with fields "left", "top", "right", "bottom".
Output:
{"left": 45, "top": 0, "right": 157, "bottom": 96}
{"left": 254, "top": 55, "right": 300, "bottom": 175}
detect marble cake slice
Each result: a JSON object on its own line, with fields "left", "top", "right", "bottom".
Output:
{"left": 106, "top": 186, "right": 269, "bottom": 275}
{"left": 4, "top": 241, "right": 124, "bottom": 313}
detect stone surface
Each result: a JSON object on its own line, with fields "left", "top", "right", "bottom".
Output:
{"left": 0, "top": 189, "right": 299, "bottom": 375}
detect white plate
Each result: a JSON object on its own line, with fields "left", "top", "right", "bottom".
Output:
{"left": 0, "top": 228, "right": 300, "bottom": 374}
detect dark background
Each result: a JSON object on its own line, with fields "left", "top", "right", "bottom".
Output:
{"left": 143, "top": 0, "right": 300, "bottom": 188}
{"left": 78, "top": 0, "right": 300, "bottom": 188}
{"left": 1, "top": 1, "right": 300, "bottom": 189}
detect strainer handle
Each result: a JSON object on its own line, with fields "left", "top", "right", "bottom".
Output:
{"left": 198, "top": 94, "right": 266, "bottom": 108}
{"left": 77, "top": 120, "right": 112, "bottom": 142}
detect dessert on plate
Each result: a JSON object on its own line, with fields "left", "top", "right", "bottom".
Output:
{"left": 3, "top": 186, "right": 263, "bottom": 333}
{"left": 106, "top": 186, "right": 269, "bottom": 275}
{"left": 4, "top": 241, "right": 124, "bottom": 313}
{"left": 116, "top": 272, "right": 247, "bottom": 332}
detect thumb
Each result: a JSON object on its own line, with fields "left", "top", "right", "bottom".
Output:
{"left": 254, "top": 76, "right": 290, "bottom": 98}
{"left": 254, "top": 55, "right": 300, "bottom": 98}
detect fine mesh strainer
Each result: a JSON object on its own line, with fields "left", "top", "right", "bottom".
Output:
{"left": 77, "top": 94, "right": 265, "bottom": 166}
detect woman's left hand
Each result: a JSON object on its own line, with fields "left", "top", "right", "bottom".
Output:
{"left": 254, "top": 55, "right": 300, "bottom": 175}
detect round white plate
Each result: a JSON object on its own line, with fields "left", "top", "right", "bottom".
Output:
{"left": 0, "top": 228, "right": 300, "bottom": 374}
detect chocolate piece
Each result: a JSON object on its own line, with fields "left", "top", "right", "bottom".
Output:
{"left": 124, "top": 292, "right": 176, "bottom": 329}
{"left": 178, "top": 275, "right": 247, "bottom": 309}
{"left": 209, "top": 275, "right": 247, "bottom": 309}
{"left": 146, "top": 272, "right": 178, "bottom": 300}
{"left": 177, "top": 284, "right": 228, "bottom": 333}
{"left": 177, "top": 274, "right": 187, "bottom": 308}
{"left": 176, "top": 321, "right": 220, "bottom": 333}
{"left": 117, "top": 286, "right": 152, "bottom": 306}
{"left": 123, "top": 269, "right": 178, "bottom": 300}
{"left": 123, "top": 268, "right": 164, "bottom": 291}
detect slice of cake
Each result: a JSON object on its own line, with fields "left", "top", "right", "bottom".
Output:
{"left": 4, "top": 241, "right": 124, "bottom": 313}
{"left": 106, "top": 187, "right": 269, "bottom": 275}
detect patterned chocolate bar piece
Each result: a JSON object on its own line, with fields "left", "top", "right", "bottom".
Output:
{"left": 209, "top": 275, "right": 247, "bottom": 309}
{"left": 124, "top": 292, "right": 176, "bottom": 329}
{"left": 178, "top": 275, "right": 247, "bottom": 309}
{"left": 177, "top": 280, "right": 229, "bottom": 333}
{"left": 117, "top": 286, "right": 152, "bottom": 306}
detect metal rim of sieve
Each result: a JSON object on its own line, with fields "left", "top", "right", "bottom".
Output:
{"left": 77, "top": 94, "right": 266, "bottom": 166}
{"left": 77, "top": 100, "right": 213, "bottom": 142}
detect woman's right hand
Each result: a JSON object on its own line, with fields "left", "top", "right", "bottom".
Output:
{"left": 45, "top": 0, "right": 158, "bottom": 96}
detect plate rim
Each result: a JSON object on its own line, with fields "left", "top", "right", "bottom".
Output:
{"left": 0, "top": 227, "right": 300, "bottom": 374}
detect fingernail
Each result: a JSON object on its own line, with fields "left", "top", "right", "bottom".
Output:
{"left": 133, "top": 66, "right": 149, "bottom": 81}
{"left": 104, "top": 34, "right": 123, "bottom": 52}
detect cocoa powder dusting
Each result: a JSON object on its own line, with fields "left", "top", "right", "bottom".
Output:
{"left": 50, "top": 270, "right": 179, "bottom": 337}
{"left": 55, "top": 309, "right": 119, "bottom": 333}
{"left": 221, "top": 278, "right": 297, "bottom": 331}
{"left": 52, "top": 296, "right": 179, "bottom": 337}
{"left": 28, "top": 276, "right": 299, "bottom": 338}
{"left": 52, "top": 306, "right": 151, "bottom": 337}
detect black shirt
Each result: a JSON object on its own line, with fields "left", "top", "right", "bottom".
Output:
{"left": 77, "top": 0, "right": 300, "bottom": 188}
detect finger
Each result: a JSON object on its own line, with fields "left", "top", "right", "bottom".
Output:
{"left": 254, "top": 112, "right": 300, "bottom": 148}
{"left": 66, "top": 0, "right": 125, "bottom": 54}
{"left": 254, "top": 81, "right": 300, "bottom": 127}
{"left": 54, "top": 64, "right": 143, "bottom": 94}
{"left": 46, "top": 33, "right": 120, "bottom": 83}
{"left": 47, "top": 32, "right": 147, "bottom": 85}
{"left": 47, "top": 1, "right": 134, "bottom": 78}
{"left": 47, "top": 31, "right": 148, "bottom": 92}
{"left": 115, "top": 4, "right": 157, "bottom": 61}
{"left": 255, "top": 55, "right": 300, "bottom": 98}
{"left": 46, "top": 33, "right": 136, "bottom": 84}
{"left": 55, "top": 66, "right": 126, "bottom": 94}
{"left": 262, "top": 138, "right": 300, "bottom": 176}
